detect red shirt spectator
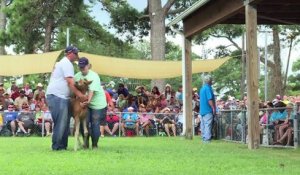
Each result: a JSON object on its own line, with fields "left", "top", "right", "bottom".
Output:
{"left": 106, "top": 114, "right": 119, "bottom": 123}
{"left": 105, "top": 90, "right": 114, "bottom": 109}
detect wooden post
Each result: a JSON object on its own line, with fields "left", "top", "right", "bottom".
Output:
{"left": 245, "top": 3, "right": 260, "bottom": 149}
{"left": 184, "top": 37, "right": 193, "bottom": 139}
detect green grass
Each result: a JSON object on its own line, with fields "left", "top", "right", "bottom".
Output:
{"left": 0, "top": 137, "right": 300, "bottom": 175}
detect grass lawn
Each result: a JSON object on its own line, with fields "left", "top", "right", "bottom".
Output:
{"left": 0, "top": 136, "right": 300, "bottom": 175}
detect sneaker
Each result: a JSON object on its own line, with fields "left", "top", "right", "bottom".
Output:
{"left": 25, "top": 133, "right": 31, "bottom": 137}
{"left": 101, "top": 135, "right": 104, "bottom": 138}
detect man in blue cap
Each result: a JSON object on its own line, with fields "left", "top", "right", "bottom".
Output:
{"left": 46, "top": 46, "right": 87, "bottom": 151}
{"left": 199, "top": 75, "right": 216, "bottom": 143}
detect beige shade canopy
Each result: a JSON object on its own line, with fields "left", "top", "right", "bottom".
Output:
{"left": 0, "top": 50, "right": 229, "bottom": 79}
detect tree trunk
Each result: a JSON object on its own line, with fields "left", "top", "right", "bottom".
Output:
{"left": 283, "top": 37, "right": 294, "bottom": 94}
{"left": 269, "top": 26, "right": 284, "bottom": 98}
{"left": 44, "top": 17, "right": 54, "bottom": 52}
{"left": 149, "top": 0, "right": 166, "bottom": 91}
{"left": 0, "top": 0, "right": 6, "bottom": 83}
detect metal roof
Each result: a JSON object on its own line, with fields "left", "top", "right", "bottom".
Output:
{"left": 167, "top": 0, "right": 210, "bottom": 26}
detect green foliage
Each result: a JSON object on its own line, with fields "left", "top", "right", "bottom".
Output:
{"left": 194, "top": 24, "right": 245, "bottom": 49}
{"left": 211, "top": 49, "right": 242, "bottom": 99}
{"left": 287, "top": 58, "right": 300, "bottom": 95}
{"left": 2, "top": 0, "right": 85, "bottom": 53}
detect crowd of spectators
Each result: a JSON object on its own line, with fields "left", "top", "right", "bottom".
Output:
{"left": 0, "top": 80, "right": 299, "bottom": 147}
{"left": 217, "top": 94, "right": 300, "bottom": 146}
{"left": 0, "top": 82, "right": 52, "bottom": 136}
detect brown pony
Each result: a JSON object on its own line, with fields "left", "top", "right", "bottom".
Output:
{"left": 71, "top": 79, "right": 92, "bottom": 151}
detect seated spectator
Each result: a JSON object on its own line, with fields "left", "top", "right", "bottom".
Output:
{"left": 138, "top": 104, "right": 153, "bottom": 136}
{"left": 117, "top": 83, "right": 129, "bottom": 99}
{"left": 160, "top": 107, "right": 176, "bottom": 137}
{"left": 164, "top": 84, "right": 173, "bottom": 103}
{"left": 0, "top": 84, "right": 5, "bottom": 95}
{"left": 28, "top": 94, "right": 36, "bottom": 111}
{"left": 11, "top": 86, "right": 20, "bottom": 101}
{"left": 3, "top": 92, "right": 13, "bottom": 111}
{"left": 0, "top": 113, "right": 3, "bottom": 132}
{"left": 276, "top": 103, "right": 294, "bottom": 146}
{"left": 121, "top": 107, "right": 139, "bottom": 136}
{"left": 0, "top": 94, "right": 5, "bottom": 111}
{"left": 270, "top": 101, "right": 288, "bottom": 142}
{"left": 136, "top": 86, "right": 148, "bottom": 106}
{"left": 41, "top": 105, "right": 53, "bottom": 136}
{"left": 151, "top": 86, "right": 160, "bottom": 98}
{"left": 169, "top": 95, "right": 180, "bottom": 108}
{"left": 126, "top": 94, "right": 138, "bottom": 112}
{"left": 3, "top": 104, "right": 18, "bottom": 136}
{"left": 160, "top": 94, "right": 168, "bottom": 109}
{"left": 16, "top": 103, "right": 35, "bottom": 136}
{"left": 147, "top": 96, "right": 161, "bottom": 113}
{"left": 14, "top": 90, "right": 28, "bottom": 111}
{"left": 175, "top": 86, "right": 183, "bottom": 106}
{"left": 23, "top": 83, "right": 32, "bottom": 96}
{"left": 174, "top": 106, "right": 184, "bottom": 135}
{"left": 117, "top": 94, "right": 127, "bottom": 112}
{"left": 277, "top": 127, "right": 293, "bottom": 146}
{"left": 33, "top": 83, "right": 45, "bottom": 100}
{"left": 34, "top": 91, "right": 46, "bottom": 109}
{"left": 36, "top": 105, "right": 53, "bottom": 136}
{"left": 106, "top": 110, "right": 120, "bottom": 136}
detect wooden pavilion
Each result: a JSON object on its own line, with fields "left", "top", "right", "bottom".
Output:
{"left": 169, "top": 0, "right": 300, "bottom": 149}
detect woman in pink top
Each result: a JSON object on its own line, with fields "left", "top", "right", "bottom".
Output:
{"left": 160, "top": 94, "right": 168, "bottom": 109}
{"left": 138, "top": 104, "right": 153, "bottom": 136}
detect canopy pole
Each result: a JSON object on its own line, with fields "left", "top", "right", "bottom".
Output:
{"left": 245, "top": 2, "right": 260, "bottom": 149}
{"left": 264, "top": 32, "right": 268, "bottom": 101}
{"left": 181, "top": 34, "right": 186, "bottom": 136}
{"left": 66, "top": 28, "right": 70, "bottom": 47}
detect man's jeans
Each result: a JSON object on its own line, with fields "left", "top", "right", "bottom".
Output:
{"left": 200, "top": 113, "right": 213, "bottom": 141}
{"left": 47, "top": 95, "right": 71, "bottom": 150}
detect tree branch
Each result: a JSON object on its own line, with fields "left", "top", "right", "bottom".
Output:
{"left": 138, "top": 14, "right": 150, "bottom": 19}
{"left": 259, "top": 56, "right": 275, "bottom": 69}
{"left": 210, "top": 34, "right": 242, "bottom": 51}
{"left": 163, "top": 0, "right": 176, "bottom": 16}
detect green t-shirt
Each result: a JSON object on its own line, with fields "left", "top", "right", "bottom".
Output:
{"left": 75, "top": 70, "right": 107, "bottom": 110}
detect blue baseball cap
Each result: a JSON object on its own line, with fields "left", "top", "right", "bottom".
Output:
{"left": 65, "top": 46, "right": 78, "bottom": 54}
{"left": 78, "top": 57, "right": 89, "bottom": 68}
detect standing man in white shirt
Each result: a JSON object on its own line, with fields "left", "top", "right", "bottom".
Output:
{"left": 46, "top": 46, "right": 87, "bottom": 151}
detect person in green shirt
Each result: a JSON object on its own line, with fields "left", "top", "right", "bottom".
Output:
{"left": 75, "top": 57, "right": 107, "bottom": 149}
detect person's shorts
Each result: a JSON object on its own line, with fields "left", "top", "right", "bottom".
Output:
{"left": 108, "top": 122, "right": 118, "bottom": 129}
{"left": 125, "top": 123, "right": 136, "bottom": 129}
{"left": 23, "top": 121, "right": 34, "bottom": 129}
{"left": 6, "top": 121, "right": 15, "bottom": 130}
{"left": 164, "top": 123, "right": 174, "bottom": 128}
